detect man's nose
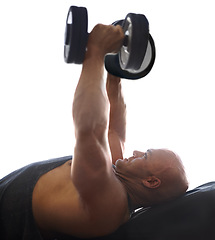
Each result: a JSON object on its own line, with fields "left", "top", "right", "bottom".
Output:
{"left": 133, "top": 150, "right": 145, "bottom": 157}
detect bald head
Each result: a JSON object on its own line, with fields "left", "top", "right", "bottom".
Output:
{"left": 114, "top": 148, "right": 188, "bottom": 207}
{"left": 145, "top": 149, "right": 189, "bottom": 203}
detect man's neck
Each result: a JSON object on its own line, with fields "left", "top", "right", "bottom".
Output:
{"left": 113, "top": 169, "right": 151, "bottom": 209}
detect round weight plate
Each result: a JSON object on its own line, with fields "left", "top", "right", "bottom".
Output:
{"left": 105, "top": 34, "right": 156, "bottom": 80}
{"left": 119, "top": 13, "right": 149, "bottom": 71}
{"left": 64, "top": 6, "right": 88, "bottom": 64}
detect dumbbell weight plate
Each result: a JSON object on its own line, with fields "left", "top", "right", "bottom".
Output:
{"left": 105, "top": 15, "right": 156, "bottom": 80}
{"left": 64, "top": 6, "right": 88, "bottom": 64}
{"left": 105, "top": 34, "right": 156, "bottom": 80}
{"left": 119, "top": 13, "right": 149, "bottom": 71}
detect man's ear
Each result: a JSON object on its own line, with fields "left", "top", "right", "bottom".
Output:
{"left": 142, "top": 176, "right": 161, "bottom": 189}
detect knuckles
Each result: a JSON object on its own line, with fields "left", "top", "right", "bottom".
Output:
{"left": 89, "top": 24, "right": 124, "bottom": 54}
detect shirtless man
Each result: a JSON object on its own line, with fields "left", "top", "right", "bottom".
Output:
{"left": 31, "top": 24, "right": 188, "bottom": 239}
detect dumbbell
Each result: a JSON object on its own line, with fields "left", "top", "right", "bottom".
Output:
{"left": 64, "top": 6, "right": 156, "bottom": 80}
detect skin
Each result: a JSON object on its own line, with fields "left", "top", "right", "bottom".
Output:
{"left": 115, "top": 149, "right": 182, "bottom": 180}
{"left": 114, "top": 149, "right": 188, "bottom": 208}
{"left": 32, "top": 24, "right": 188, "bottom": 239}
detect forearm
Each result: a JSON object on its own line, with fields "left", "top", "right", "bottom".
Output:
{"left": 107, "top": 74, "right": 126, "bottom": 143}
{"left": 72, "top": 24, "right": 124, "bottom": 135}
{"left": 106, "top": 74, "right": 126, "bottom": 163}
{"left": 73, "top": 54, "right": 109, "bottom": 135}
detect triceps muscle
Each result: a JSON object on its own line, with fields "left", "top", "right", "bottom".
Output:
{"left": 71, "top": 131, "right": 112, "bottom": 198}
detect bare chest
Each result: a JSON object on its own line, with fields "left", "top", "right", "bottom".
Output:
{"left": 32, "top": 160, "right": 130, "bottom": 238}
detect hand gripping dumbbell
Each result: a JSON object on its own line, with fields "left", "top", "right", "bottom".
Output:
{"left": 64, "top": 6, "right": 156, "bottom": 80}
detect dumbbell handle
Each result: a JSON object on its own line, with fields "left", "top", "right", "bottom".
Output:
{"left": 123, "top": 36, "right": 129, "bottom": 47}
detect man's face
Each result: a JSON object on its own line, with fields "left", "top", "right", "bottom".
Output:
{"left": 115, "top": 149, "right": 177, "bottom": 180}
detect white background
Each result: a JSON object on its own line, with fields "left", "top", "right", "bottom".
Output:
{"left": 0, "top": 0, "right": 215, "bottom": 189}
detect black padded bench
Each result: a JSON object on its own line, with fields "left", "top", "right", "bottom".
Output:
{"left": 96, "top": 182, "right": 215, "bottom": 240}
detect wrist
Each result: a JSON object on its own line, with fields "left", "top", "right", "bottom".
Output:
{"left": 84, "top": 47, "right": 105, "bottom": 63}
{"left": 107, "top": 76, "right": 122, "bottom": 97}
{"left": 107, "top": 73, "right": 121, "bottom": 83}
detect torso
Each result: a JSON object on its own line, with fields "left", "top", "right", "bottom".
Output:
{"left": 32, "top": 160, "right": 130, "bottom": 239}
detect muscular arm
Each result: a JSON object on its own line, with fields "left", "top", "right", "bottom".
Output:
{"left": 32, "top": 25, "right": 129, "bottom": 238}
{"left": 106, "top": 74, "right": 126, "bottom": 164}
{"left": 71, "top": 24, "right": 124, "bottom": 198}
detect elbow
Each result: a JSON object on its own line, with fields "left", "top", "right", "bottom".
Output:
{"left": 74, "top": 119, "right": 108, "bottom": 141}
{"left": 73, "top": 109, "right": 109, "bottom": 139}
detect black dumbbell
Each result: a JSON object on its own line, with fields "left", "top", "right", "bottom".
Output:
{"left": 64, "top": 6, "right": 156, "bottom": 80}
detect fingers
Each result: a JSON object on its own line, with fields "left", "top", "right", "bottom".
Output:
{"left": 87, "top": 24, "right": 125, "bottom": 56}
